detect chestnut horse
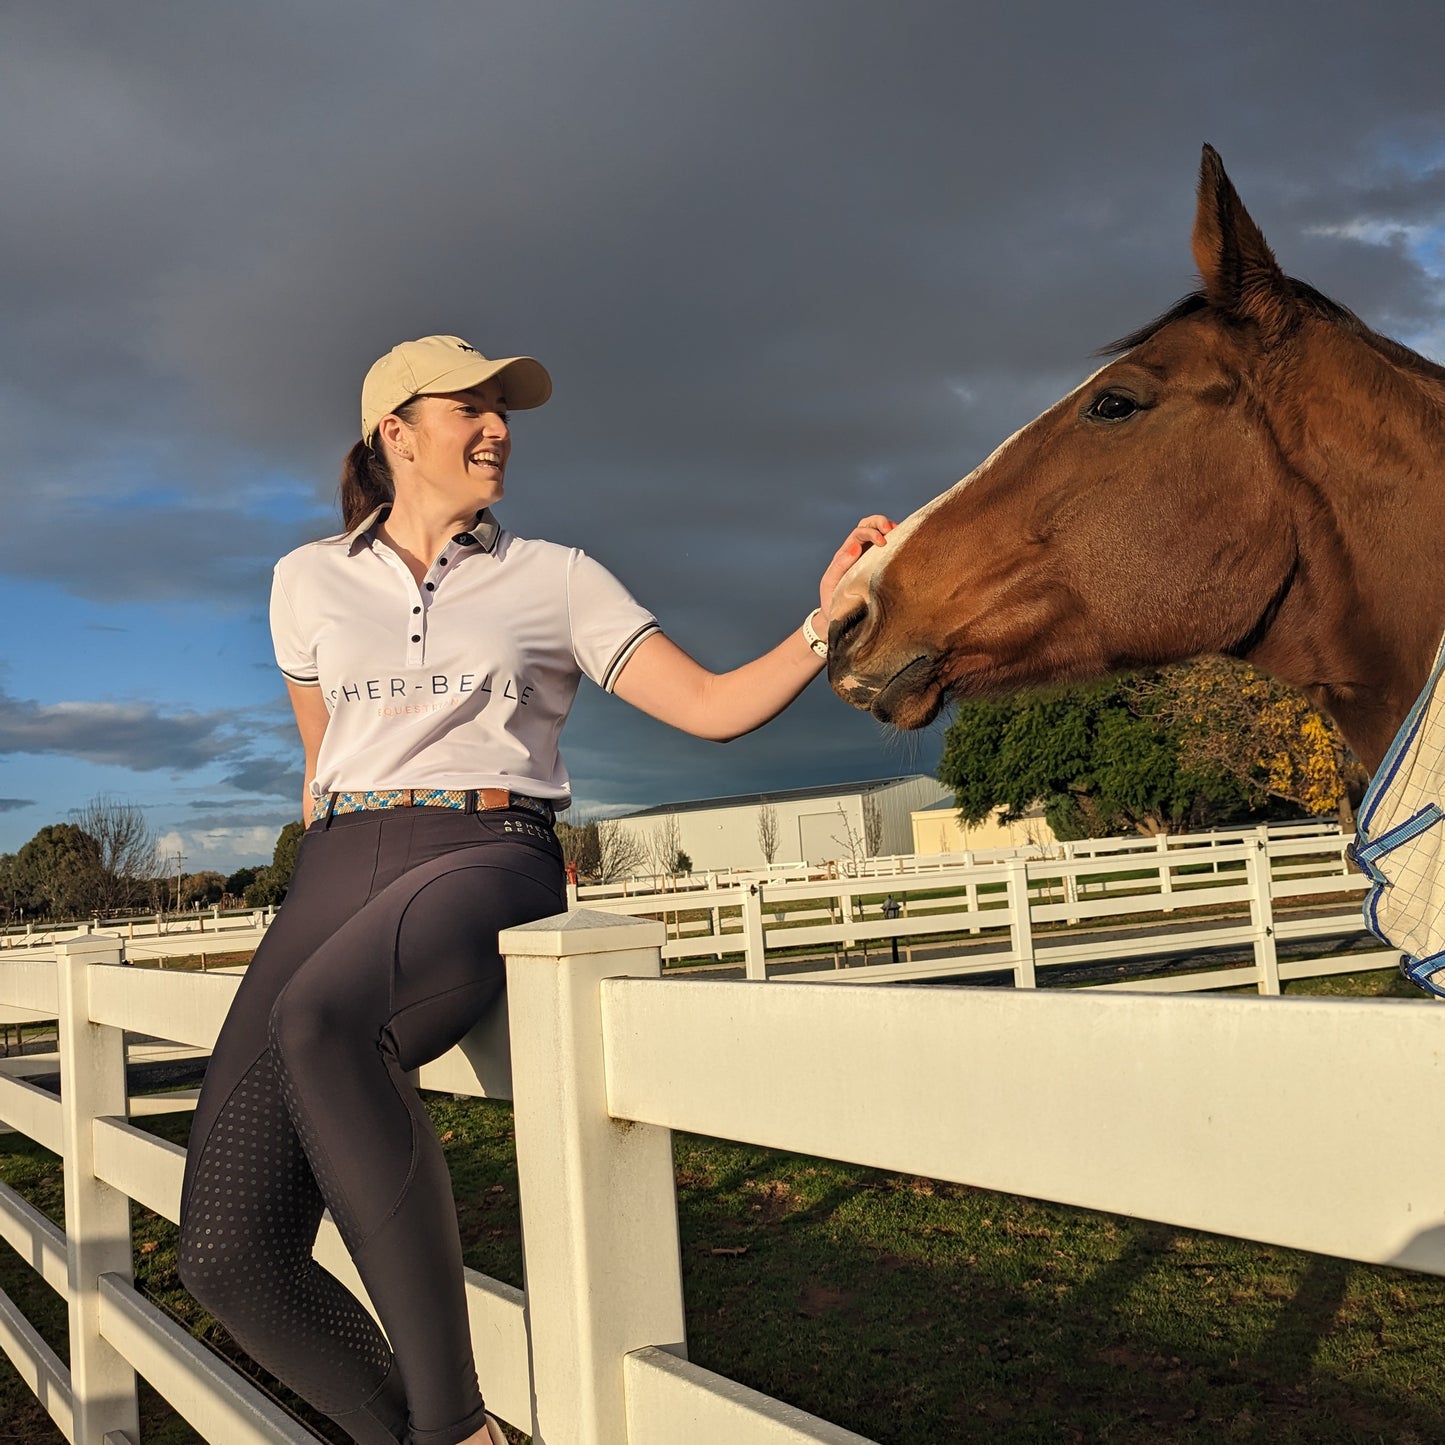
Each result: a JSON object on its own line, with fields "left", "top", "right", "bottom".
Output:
{"left": 829, "top": 146, "right": 1445, "bottom": 776}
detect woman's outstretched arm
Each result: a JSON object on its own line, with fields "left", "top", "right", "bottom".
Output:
{"left": 611, "top": 515, "right": 894, "bottom": 741}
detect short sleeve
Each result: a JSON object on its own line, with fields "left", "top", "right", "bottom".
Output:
{"left": 566, "top": 550, "right": 661, "bottom": 692}
{"left": 270, "top": 567, "right": 319, "bottom": 685}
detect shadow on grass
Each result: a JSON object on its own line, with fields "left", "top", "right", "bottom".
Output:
{"left": 672, "top": 1146, "right": 1445, "bottom": 1445}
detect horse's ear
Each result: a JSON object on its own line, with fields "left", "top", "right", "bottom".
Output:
{"left": 1192, "top": 145, "right": 1292, "bottom": 341}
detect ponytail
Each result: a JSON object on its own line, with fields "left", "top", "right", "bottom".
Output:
{"left": 338, "top": 397, "right": 422, "bottom": 532}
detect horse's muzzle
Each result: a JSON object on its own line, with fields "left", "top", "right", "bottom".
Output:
{"left": 829, "top": 645, "right": 944, "bottom": 729}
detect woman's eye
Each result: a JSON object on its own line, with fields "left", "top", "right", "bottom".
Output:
{"left": 1087, "top": 392, "right": 1140, "bottom": 421}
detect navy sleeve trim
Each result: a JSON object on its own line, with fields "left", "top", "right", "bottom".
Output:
{"left": 602, "top": 623, "right": 662, "bottom": 693}
{"left": 280, "top": 667, "right": 320, "bottom": 686}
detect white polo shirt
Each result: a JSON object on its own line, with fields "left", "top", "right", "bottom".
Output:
{"left": 270, "top": 507, "right": 660, "bottom": 806}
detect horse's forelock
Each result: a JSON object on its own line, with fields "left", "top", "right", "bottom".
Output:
{"left": 1097, "top": 293, "right": 1211, "bottom": 357}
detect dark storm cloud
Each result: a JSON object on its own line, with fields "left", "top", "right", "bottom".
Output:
{"left": 0, "top": 799, "right": 36, "bottom": 813}
{"left": 184, "top": 805, "right": 297, "bottom": 835}
{"left": 6, "top": 1, "right": 1445, "bottom": 809}
{"left": 221, "top": 758, "right": 301, "bottom": 798}
{"left": 0, "top": 687, "right": 252, "bottom": 773}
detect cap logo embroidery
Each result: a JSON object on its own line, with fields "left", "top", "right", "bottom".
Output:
{"left": 457, "top": 342, "right": 480, "bottom": 354}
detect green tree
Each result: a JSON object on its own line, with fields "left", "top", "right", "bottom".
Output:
{"left": 242, "top": 821, "right": 308, "bottom": 908}
{"left": 224, "top": 866, "right": 259, "bottom": 900}
{"left": 11, "top": 824, "right": 104, "bottom": 919}
{"left": 270, "top": 821, "right": 305, "bottom": 891}
{"left": 181, "top": 871, "right": 226, "bottom": 908}
{"left": 243, "top": 868, "right": 281, "bottom": 908}
{"left": 938, "top": 678, "right": 1259, "bottom": 840}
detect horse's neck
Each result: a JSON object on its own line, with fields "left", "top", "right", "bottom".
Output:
{"left": 1250, "top": 337, "right": 1445, "bottom": 770}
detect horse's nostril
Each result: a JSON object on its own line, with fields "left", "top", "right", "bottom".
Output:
{"left": 829, "top": 605, "right": 867, "bottom": 655}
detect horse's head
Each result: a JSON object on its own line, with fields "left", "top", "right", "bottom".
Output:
{"left": 829, "top": 147, "right": 1317, "bottom": 732}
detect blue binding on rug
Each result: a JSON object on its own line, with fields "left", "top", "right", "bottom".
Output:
{"left": 1354, "top": 633, "right": 1445, "bottom": 997}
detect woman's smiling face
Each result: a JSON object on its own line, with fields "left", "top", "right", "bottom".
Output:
{"left": 394, "top": 377, "right": 512, "bottom": 508}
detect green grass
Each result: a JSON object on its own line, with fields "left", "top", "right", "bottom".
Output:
{"left": 3, "top": 970, "right": 1442, "bottom": 1442}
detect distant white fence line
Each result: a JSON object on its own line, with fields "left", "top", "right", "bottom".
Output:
{"left": 573, "top": 823, "right": 1391, "bottom": 992}
{"left": 1, "top": 906, "right": 274, "bottom": 954}
{"left": 0, "top": 822, "right": 1384, "bottom": 996}
{"left": 576, "top": 817, "right": 1344, "bottom": 894}
{"left": 1, "top": 906, "right": 1442, "bottom": 1444}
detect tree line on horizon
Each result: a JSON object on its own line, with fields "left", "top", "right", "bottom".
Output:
{"left": 0, "top": 799, "right": 305, "bottom": 925}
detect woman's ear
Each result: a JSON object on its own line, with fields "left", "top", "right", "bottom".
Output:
{"left": 376, "top": 412, "right": 415, "bottom": 462}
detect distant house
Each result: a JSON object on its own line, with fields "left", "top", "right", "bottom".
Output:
{"left": 614, "top": 774, "right": 952, "bottom": 873}
{"left": 910, "top": 797, "right": 1056, "bottom": 855}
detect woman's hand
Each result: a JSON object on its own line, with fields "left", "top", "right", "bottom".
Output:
{"left": 819, "top": 514, "right": 895, "bottom": 620}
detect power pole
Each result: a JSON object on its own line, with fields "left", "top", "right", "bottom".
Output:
{"left": 173, "top": 851, "right": 186, "bottom": 912}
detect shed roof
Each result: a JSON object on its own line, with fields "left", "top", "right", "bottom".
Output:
{"left": 621, "top": 774, "right": 939, "bottom": 819}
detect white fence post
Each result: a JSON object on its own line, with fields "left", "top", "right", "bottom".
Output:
{"left": 963, "top": 851, "right": 981, "bottom": 934}
{"left": 1006, "top": 858, "right": 1038, "bottom": 989}
{"left": 1247, "top": 829, "right": 1281, "bottom": 996}
{"left": 741, "top": 883, "right": 767, "bottom": 980}
{"left": 1062, "top": 839, "right": 1081, "bottom": 926}
{"left": 56, "top": 934, "right": 140, "bottom": 1445}
{"left": 500, "top": 911, "right": 685, "bottom": 1445}
{"left": 1156, "top": 833, "right": 1176, "bottom": 913}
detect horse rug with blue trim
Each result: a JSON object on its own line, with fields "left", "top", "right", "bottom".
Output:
{"left": 1355, "top": 632, "right": 1445, "bottom": 997}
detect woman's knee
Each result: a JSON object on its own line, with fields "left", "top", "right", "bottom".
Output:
{"left": 267, "top": 972, "right": 370, "bottom": 1066}
{"left": 176, "top": 1219, "right": 246, "bottom": 1317}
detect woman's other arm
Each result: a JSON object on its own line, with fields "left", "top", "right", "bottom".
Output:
{"left": 285, "top": 681, "right": 331, "bottom": 824}
{"left": 612, "top": 515, "right": 893, "bottom": 741}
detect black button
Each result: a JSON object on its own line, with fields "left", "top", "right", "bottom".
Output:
{"left": 412, "top": 606, "right": 421, "bottom": 615}
{"left": 438, "top": 556, "right": 448, "bottom": 565}
{"left": 411, "top": 634, "right": 421, "bottom": 643}
{"left": 425, "top": 582, "right": 435, "bottom": 591}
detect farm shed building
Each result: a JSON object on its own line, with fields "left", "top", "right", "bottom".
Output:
{"left": 614, "top": 774, "right": 951, "bottom": 873}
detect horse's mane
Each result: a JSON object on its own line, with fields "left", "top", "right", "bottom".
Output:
{"left": 1100, "top": 283, "right": 1445, "bottom": 385}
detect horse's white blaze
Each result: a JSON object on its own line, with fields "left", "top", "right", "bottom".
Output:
{"left": 837, "top": 364, "right": 1108, "bottom": 609}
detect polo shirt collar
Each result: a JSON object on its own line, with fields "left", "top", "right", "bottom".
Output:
{"left": 343, "top": 506, "right": 501, "bottom": 554}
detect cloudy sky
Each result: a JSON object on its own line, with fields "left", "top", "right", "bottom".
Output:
{"left": 3, "top": 2, "right": 1444, "bottom": 873}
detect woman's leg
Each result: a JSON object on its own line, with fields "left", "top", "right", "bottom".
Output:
{"left": 179, "top": 817, "right": 412, "bottom": 1443}
{"left": 267, "top": 820, "right": 564, "bottom": 1445}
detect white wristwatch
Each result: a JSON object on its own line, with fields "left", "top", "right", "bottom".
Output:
{"left": 802, "top": 607, "right": 828, "bottom": 658}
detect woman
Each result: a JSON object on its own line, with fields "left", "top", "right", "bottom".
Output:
{"left": 176, "top": 334, "right": 892, "bottom": 1445}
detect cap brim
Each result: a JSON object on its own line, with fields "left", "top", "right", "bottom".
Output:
{"left": 416, "top": 355, "right": 552, "bottom": 411}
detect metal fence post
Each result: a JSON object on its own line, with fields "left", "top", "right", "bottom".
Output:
{"left": 1246, "top": 829, "right": 1281, "bottom": 995}
{"left": 55, "top": 935, "right": 139, "bottom": 1445}
{"left": 1006, "top": 858, "right": 1038, "bottom": 989}
{"left": 500, "top": 910, "right": 685, "bottom": 1445}
{"left": 741, "top": 882, "right": 767, "bottom": 980}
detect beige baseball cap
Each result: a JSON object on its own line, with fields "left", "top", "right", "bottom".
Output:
{"left": 361, "top": 334, "right": 552, "bottom": 444}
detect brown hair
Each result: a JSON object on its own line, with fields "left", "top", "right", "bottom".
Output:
{"left": 338, "top": 397, "right": 424, "bottom": 532}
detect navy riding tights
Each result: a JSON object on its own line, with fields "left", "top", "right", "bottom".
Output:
{"left": 177, "top": 808, "right": 565, "bottom": 1445}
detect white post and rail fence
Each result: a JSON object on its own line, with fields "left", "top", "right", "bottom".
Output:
{"left": 2, "top": 889, "right": 1444, "bottom": 1443}
{"left": 573, "top": 825, "right": 1393, "bottom": 992}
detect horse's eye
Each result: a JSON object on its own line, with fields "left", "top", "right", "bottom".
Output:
{"left": 1087, "top": 392, "right": 1139, "bottom": 422}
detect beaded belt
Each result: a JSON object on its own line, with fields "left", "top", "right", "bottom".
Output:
{"left": 315, "top": 788, "right": 556, "bottom": 825}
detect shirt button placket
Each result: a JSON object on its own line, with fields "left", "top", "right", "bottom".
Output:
{"left": 411, "top": 544, "right": 454, "bottom": 665}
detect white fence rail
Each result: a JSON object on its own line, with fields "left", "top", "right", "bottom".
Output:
{"left": 0, "top": 909, "right": 1440, "bottom": 1443}
{"left": 574, "top": 825, "right": 1391, "bottom": 989}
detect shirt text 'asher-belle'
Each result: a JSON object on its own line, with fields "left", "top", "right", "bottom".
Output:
{"left": 329, "top": 673, "right": 536, "bottom": 708}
